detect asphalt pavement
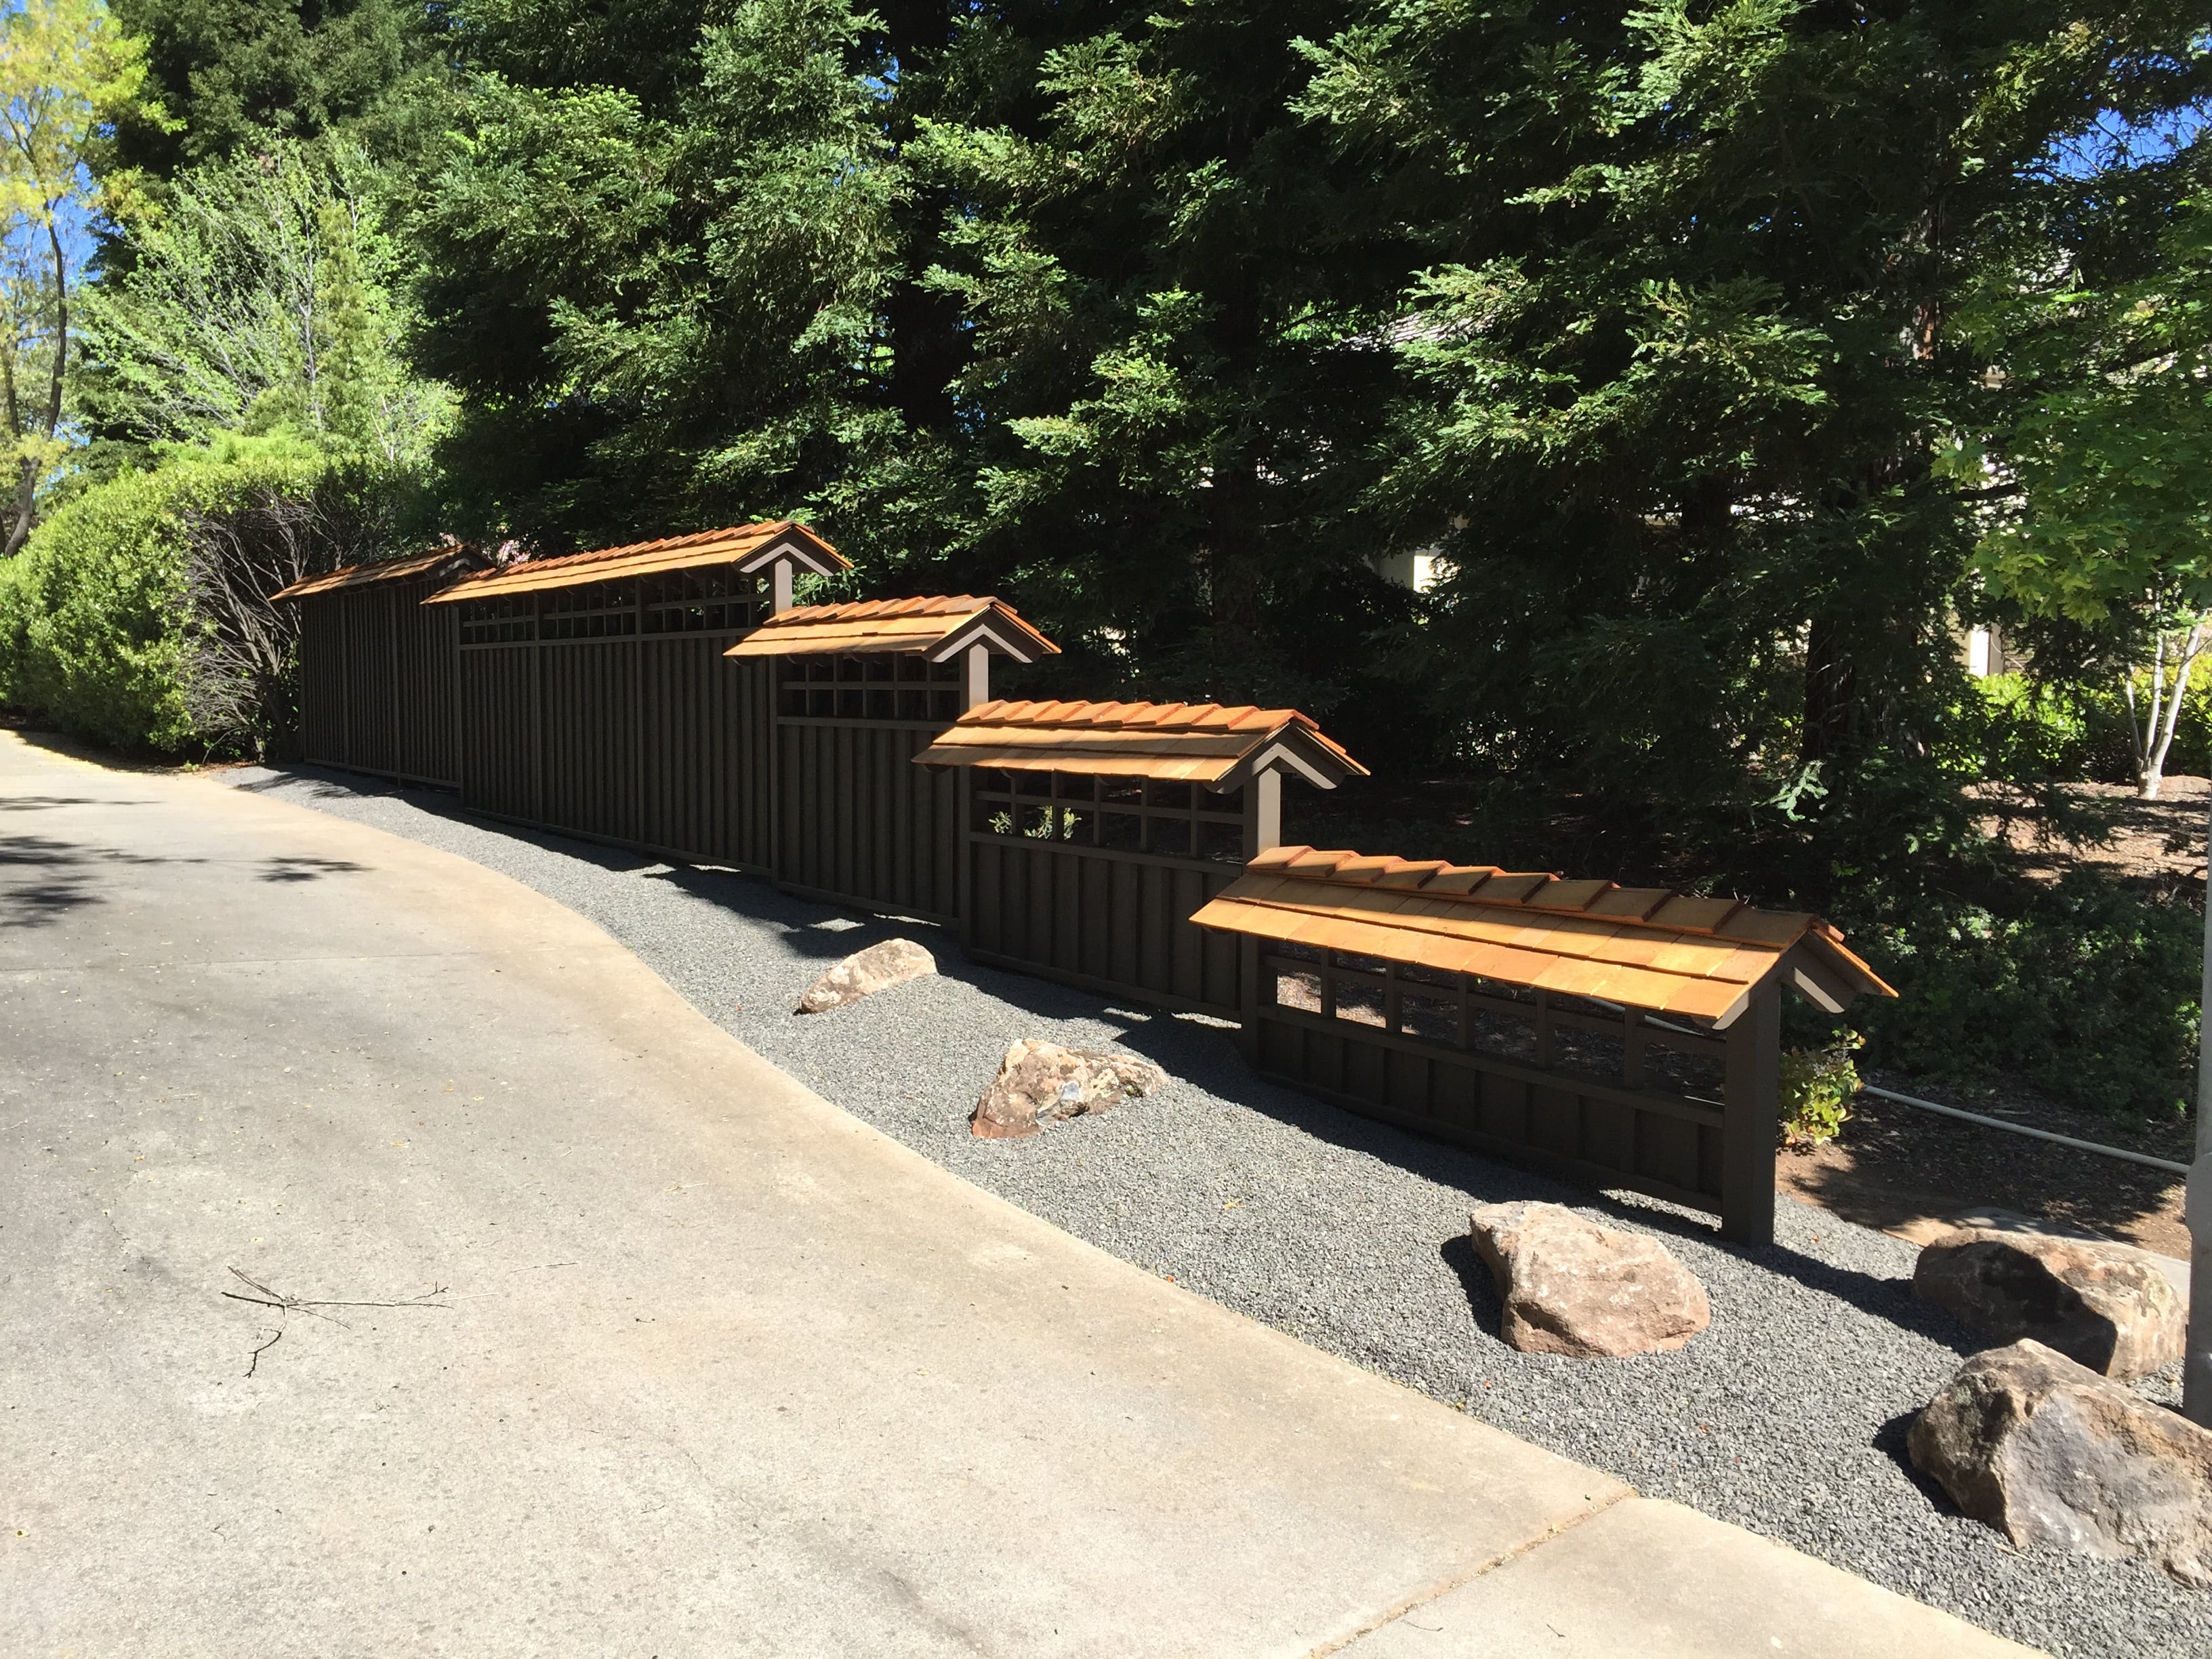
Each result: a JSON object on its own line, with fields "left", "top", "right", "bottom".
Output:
{"left": 0, "top": 733, "right": 2038, "bottom": 1658}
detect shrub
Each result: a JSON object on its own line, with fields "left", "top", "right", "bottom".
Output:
{"left": 1849, "top": 872, "right": 2199, "bottom": 1118}
{"left": 0, "top": 436, "right": 330, "bottom": 754}
{"left": 1779, "top": 1036, "right": 1862, "bottom": 1145}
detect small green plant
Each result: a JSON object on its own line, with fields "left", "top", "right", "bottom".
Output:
{"left": 1778, "top": 1034, "right": 1863, "bottom": 1147}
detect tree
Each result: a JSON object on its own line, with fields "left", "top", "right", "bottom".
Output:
{"left": 401, "top": 0, "right": 903, "bottom": 550}
{"left": 0, "top": 0, "right": 159, "bottom": 556}
{"left": 1290, "top": 0, "right": 2212, "bottom": 892}
{"left": 78, "top": 139, "right": 452, "bottom": 468}
{"left": 1961, "top": 188, "right": 2212, "bottom": 798}
{"left": 104, "top": 0, "right": 439, "bottom": 176}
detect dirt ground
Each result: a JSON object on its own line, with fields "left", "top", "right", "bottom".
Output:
{"left": 1974, "top": 771, "right": 2210, "bottom": 898}
{"left": 1776, "top": 1071, "right": 2191, "bottom": 1257}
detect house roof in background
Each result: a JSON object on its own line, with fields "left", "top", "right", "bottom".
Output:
{"left": 1190, "top": 845, "right": 1892, "bottom": 1025}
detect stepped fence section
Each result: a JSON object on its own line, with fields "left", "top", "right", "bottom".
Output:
{"left": 272, "top": 546, "right": 490, "bottom": 787}
{"left": 727, "top": 596, "right": 1059, "bottom": 921}
{"left": 1190, "top": 848, "right": 1895, "bottom": 1243}
{"left": 289, "top": 520, "right": 1896, "bottom": 1231}
{"left": 912, "top": 700, "right": 1367, "bottom": 1018}
{"left": 419, "top": 523, "right": 848, "bottom": 869}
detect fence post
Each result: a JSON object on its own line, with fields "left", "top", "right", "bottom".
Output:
{"left": 1232, "top": 769, "right": 1282, "bottom": 1062}
{"left": 956, "top": 644, "right": 989, "bottom": 946}
{"left": 1721, "top": 980, "right": 1780, "bottom": 1246}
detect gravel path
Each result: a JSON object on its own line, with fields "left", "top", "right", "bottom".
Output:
{"left": 241, "top": 767, "right": 2206, "bottom": 1658}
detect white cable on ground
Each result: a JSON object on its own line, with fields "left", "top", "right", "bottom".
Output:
{"left": 1856, "top": 1083, "right": 2190, "bottom": 1178}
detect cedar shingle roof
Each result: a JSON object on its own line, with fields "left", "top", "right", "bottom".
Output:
{"left": 1189, "top": 846, "right": 1893, "bottom": 1025}
{"left": 270, "top": 546, "right": 489, "bottom": 602}
{"left": 419, "top": 520, "right": 848, "bottom": 604}
{"left": 912, "top": 699, "right": 1366, "bottom": 787}
{"left": 725, "top": 596, "right": 1059, "bottom": 662}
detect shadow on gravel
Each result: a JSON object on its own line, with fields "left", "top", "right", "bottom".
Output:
{"left": 234, "top": 762, "right": 1971, "bottom": 1349}
{"left": 1873, "top": 1407, "right": 1954, "bottom": 1509}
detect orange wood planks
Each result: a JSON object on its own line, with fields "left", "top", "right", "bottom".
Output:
{"left": 1191, "top": 844, "right": 1893, "bottom": 1025}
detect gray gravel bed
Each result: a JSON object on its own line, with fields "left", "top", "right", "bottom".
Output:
{"left": 240, "top": 767, "right": 2207, "bottom": 1658}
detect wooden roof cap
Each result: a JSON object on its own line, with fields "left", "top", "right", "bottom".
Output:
{"left": 724, "top": 594, "right": 1059, "bottom": 662}
{"left": 1189, "top": 845, "right": 1893, "bottom": 1026}
{"left": 909, "top": 698, "right": 1367, "bottom": 787}
{"left": 271, "top": 544, "right": 491, "bottom": 603}
{"left": 421, "top": 520, "right": 848, "bottom": 605}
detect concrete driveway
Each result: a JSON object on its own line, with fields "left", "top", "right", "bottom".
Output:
{"left": 0, "top": 733, "right": 2032, "bottom": 1658}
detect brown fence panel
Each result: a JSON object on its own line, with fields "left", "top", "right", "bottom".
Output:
{"left": 455, "top": 580, "right": 777, "bottom": 870}
{"left": 295, "top": 594, "right": 348, "bottom": 764}
{"left": 638, "top": 640, "right": 775, "bottom": 869}
{"left": 1244, "top": 945, "right": 1734, "bottom": 1222}
{"left": 457, "top": 643, "right": 539, "bottom": 821}
{"left": 337, "top": 591, "right": 399, "bottom": 776}
{"left": 292, "top": 579, "right": 463, "bottom": 786}
{"left": 777, "top": 716, "right": 960, "bottom": 918}
{"left": 392, "top": 595, "right": 462, "bottom": 786}
{"left": 968, "top": 837, "right": 1243, "bottom": 1016}
{"left": 540, "top": 639, "right": 639, "bottom": 845}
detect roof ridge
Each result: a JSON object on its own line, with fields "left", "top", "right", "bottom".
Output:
{"left": 1250, "top": 845, "right": 1822, "bottom": 941}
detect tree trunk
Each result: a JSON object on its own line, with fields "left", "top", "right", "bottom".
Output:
{"left": 1802, "top": 617, "right": 1855, "bottom": 764}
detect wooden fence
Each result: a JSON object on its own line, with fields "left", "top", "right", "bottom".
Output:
{"left": 279, "top": 548, "right": 487, "bottom": 786}
{"left": 283, "top": 523, "right": 1895, "bottom": 1237}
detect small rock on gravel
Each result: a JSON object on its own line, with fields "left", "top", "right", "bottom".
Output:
{"left": 1469, "top": 1200, "right": 1711, "bottom": 1357}
{"left": 1909, "top": 1338, "right": 2212, "bottom": 1585}
{"left": 796, "top": 938, "right": 935, "bottom": 1013}
{"left": 1914, "top": 1228, "right": 2184, "bottom": 1380}
{"left": 971, "top": 1039, "right": 1167, "bottom": 1139}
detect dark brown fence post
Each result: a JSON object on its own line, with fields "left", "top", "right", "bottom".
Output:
{"left": 956, "top": 644, "right": 990, "bottom": 946}
{"left": 1721, "top": 980, "right": 1781, "bottom": 1246}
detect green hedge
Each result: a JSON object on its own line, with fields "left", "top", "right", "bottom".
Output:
{"left": 0, "top": 438, "right": 326, "bottom": 754}
{"left": 1845, "top": 874, "right": 2200, "bottom": 1119}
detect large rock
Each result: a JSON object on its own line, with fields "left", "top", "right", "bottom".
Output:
{"left": 1913, "top": 1227, "right": 2184, "bottom": 1380}
{"left": 1908, "top": 1339, "right": 2212, "bottom": 1586}
{"left": 795, "top": 938, "right": 936, "bottom": 1014}
{"left": 970, "top": 1040, "right": 1166, "bottom": 1139}
{"left": 1467, "top": 1202, "right": 1711, "bottom": 1358}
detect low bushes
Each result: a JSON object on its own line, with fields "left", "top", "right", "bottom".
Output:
{"left": 1850, "top": 873, "right": 2200, "bottom": 1119}
{"left": 0, "top": 436, "right": 331, "bottom": 755}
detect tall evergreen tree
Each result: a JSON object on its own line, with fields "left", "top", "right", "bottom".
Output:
{"left": 1292, "top": 0, "right": 2212, "bottom": 893}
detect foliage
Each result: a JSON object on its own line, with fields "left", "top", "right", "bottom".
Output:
{"left": 1960, "top": 195, "right": 2212, "bottom": 626}
{"left": 0, "top": 0, "right": 163, "bottom": 553}
{"left": 104, "top": 0, "right": 441, "bottom": 174}
{"left": 0, "top": 433, "right": 331, "bottom": 752}
{"left": 403, "top": 0, "right": 904, "bottom": 549}
{"left": 1778, "top": 1036, "right": 1860, "bottom": 1147}
{"left": 78, "top": 138, "right": 451, "bottom": 468}
{"left": 46, "top": 0, "right": 2212, "bottom": 1116}
{"left": 1853, "top": 873, "right": 2201, "bottom": 1117}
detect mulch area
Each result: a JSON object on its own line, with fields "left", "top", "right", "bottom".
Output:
{"left": 1776, "top": 1070, "right": 2192, "bottom": 1257}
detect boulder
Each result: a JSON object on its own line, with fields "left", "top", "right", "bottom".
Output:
{"left": 970, "top": 1040, "right": 1166, "bottom": 1139}
{"left": 1912, "top": 1227, "right": 2184, "bottom": 1380}
{"left": 1908, "top": 1339, "right": 2212, "bottom": 1586}
{"left": 796, "top": 938, "right": 936, "bottom": 1014}
{"left": 1467, "top": 1202, "right": 1711, "bottom": 1358}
